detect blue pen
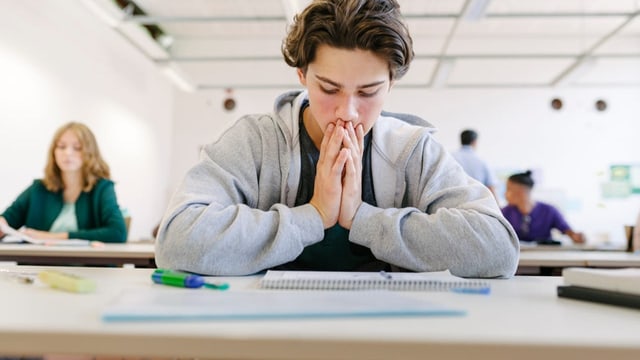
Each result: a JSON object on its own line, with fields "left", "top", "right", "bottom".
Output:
{"left": 151, "top": 269, "right": 229, "bottom": 290}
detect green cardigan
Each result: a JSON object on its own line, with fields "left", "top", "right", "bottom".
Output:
{"left": 2, "top": 179, "right": 127, "bottom": 242}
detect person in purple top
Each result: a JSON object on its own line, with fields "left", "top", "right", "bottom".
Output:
{"left": 501, "top": 170, "right": 585, "bottom": 244}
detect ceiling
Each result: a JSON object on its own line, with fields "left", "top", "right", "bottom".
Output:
{"left": 82, "top": 0, "right": 640, "bottom": 91}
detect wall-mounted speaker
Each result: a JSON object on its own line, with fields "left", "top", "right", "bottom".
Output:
{"left": 550, "top": 98, "right": 563, "bottom": 111}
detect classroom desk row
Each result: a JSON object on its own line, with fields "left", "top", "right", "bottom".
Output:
{"left": 0, "top": 265, "right": 638, "bottom": 360}
{"left": 0, "top": 242, "right": 156, "bottom": 267}
{"left": 1, "top": 242, "right": 640, "bottom": 272}
{"left": 518, "top": 250, "right": 640, "bottom": 268}
{"left": 517, "top": 250, "right": 640, "bottom": 275}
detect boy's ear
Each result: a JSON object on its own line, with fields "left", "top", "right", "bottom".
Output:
{"left": 297, "top": 68, "right": 307, "bottom": 87}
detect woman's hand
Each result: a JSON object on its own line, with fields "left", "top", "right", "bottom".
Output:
{"left": 22, "top": 228, "right": 68, "bottom": 240}
{"left": 0, "top": 217, "right": 8, "bottom": 237}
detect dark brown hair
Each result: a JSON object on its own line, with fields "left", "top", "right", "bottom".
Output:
{"left": 282, "top": 0, "right": 414, "bottom": 81}
{"left": 43, "top": 122, "right": 111, "bottom": 192}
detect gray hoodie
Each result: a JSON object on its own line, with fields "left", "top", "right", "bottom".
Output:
{"left": 156, "top": 90, "right": 519, "bottom": 277}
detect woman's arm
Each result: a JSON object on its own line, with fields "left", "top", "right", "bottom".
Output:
{"left": 69, "top": 180, "right": 127, "bottom": 242}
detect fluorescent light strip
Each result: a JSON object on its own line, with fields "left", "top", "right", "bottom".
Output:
{"left": 462, "top": 0, "right": 491, "bottom": 21}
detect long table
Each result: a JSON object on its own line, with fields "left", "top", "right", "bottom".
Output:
{"left": 0, "top": 242, "right": 155, "bottom": 267}
{"left": 0, "top": 265, "right": 638, "bottom": 359}
{"left": 518, "top": 250, "right": 640, "bottom": 267}
{"left": 517, "top": 250, "right": 640, "bottom": 275}
{"left": 2, "top": 242, "right": 639, "bottom": 273}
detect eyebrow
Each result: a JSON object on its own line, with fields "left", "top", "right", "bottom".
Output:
{"left": 315, "top": 75, "right": 386, "bottom": 89}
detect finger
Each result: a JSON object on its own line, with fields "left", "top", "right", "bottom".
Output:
{"left": 342, "top": 149, "right": 356, "bottom": 180}
{"left": 318, "top": 123, "right": 336, "bottom": 163}
{"left": 341, "top": 123, "right": 357, "bottom": 156}
{"left": 323, "top": 124, "right": 346, "bottom": 164}
{"left": 339, "top": 154, "right": 362, "bottom": 229}
{"left": 333, "top": 148, "right": 349, "bottom": 175}
{"left": 355, "top": 123, "right": 364, "bottom": 154}
{"left": 343, "top": 122, "right": 363, "bottom": 156}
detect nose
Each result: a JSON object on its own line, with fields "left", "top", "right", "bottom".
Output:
{"left": 335, "top": 95, "right": 358, "bottom": 122}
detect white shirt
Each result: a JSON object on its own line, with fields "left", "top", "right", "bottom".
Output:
{"left": 451, "top": 145, "right": 497, "bottom": 188}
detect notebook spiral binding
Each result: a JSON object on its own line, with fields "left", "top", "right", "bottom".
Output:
{"left": 260, "top": 277, "right": 489, "bottom": 291}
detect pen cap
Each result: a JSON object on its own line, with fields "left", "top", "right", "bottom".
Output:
{"left": 152, "top": 269, "right": 205, "bottom": 288}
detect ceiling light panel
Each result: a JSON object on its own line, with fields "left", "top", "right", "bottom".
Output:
{"left": 487, "top": 0, "right": 640, "bottom": 14}
{"left": 134, "top": 0, "right": 286, "bottom": 17}
{"left": 448, "top": 58, "right": 573, "bottom": 85}
{"left": 574, "top": 58, "right": 640, "bottom": 85}
{"left": 399, "top": 0, "right": 465, "bottom": 14}
{"left": 179, "top": 60, "right": 297, "bottom": 87}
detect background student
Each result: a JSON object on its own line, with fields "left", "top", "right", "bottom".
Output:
{"left": 156, "top": 0, "right": 519, "bottom": 278}
{"left": 0, "top": 122, "right": 127, "bottom": 243}
{"left": 502, "top": 170, "right": 585, "bottom": 244}
{"left": 451, "top": 129, "right": 498, "bottom": 198}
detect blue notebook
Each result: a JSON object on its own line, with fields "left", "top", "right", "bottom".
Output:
{"left": 102, "top": 288, "right": 465, "bottom": 322}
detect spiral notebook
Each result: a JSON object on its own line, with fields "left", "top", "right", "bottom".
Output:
{"left": 259, "top": 270, "right": 490, "bottom": 293}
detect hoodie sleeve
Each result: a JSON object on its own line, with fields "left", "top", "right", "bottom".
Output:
{"left": 349, "top": 131, "right": 519, "bottom": 278}
{"left": 155, "top": 115, "right": 325, "bottom": 276}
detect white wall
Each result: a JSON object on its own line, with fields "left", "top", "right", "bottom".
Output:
{"left": 0, "top": 1, "right": 175, "bottom": 241}
{"left": 389, "top": 87, "right": 640, "bottom": 245}
{"left": 171, "top": 85, "right": 640, "bottom": 246}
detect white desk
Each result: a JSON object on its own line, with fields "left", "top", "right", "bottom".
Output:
{"left": 0, "top": 266, "right": 639, "bottom": 360}
{"left": 583, "top": 251, "right": 640, "bottom": 267}
{"left": 518, "top": 250, "right": 640, "bottom": 268}
{"left": 519, "top": 242, "right": 626, "bottom": 252}
{"left": 0, "top": 242, "right": 155, "bottom": 267}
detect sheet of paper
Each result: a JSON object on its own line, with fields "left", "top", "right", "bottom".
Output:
{"left": 0, "top": 223, "right": 90, "bottom": 246}
{"left": 102, "top": 288, "right": 466, "bottom": 322}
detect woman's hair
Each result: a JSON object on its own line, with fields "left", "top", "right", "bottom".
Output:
{"left": 508, "top": 170, "right": 535, "bottom": 189}
{"left": 282, "top": 0, "right": 414, "bottom": 81}
{"left": 43, "top": 122, "right": 111, "bottom": 192}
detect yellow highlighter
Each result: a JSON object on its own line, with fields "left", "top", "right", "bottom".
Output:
{"left": 38, "top": 270, "right": 96, "bottom": 293}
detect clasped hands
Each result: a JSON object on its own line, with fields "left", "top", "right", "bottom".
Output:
{"left": 309, "top": 120, "right": 364, "bottom": 230}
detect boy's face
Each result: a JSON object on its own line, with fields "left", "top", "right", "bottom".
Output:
{"left": 297, "top": 45, "right": 392, "bottom": 142}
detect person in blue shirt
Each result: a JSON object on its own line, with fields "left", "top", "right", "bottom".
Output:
{"left": 451, "top": 129, "right": 498, "bottom": 198}
{"left": 501, "top": 170, "right": 584, "bottom": 244}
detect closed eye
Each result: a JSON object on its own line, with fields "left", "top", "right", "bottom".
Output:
{"left": 320, "top": 86, "right": 339, "bottom": 95}
{"left": 359, "top": 90, "right": 379, "bottom": 98}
